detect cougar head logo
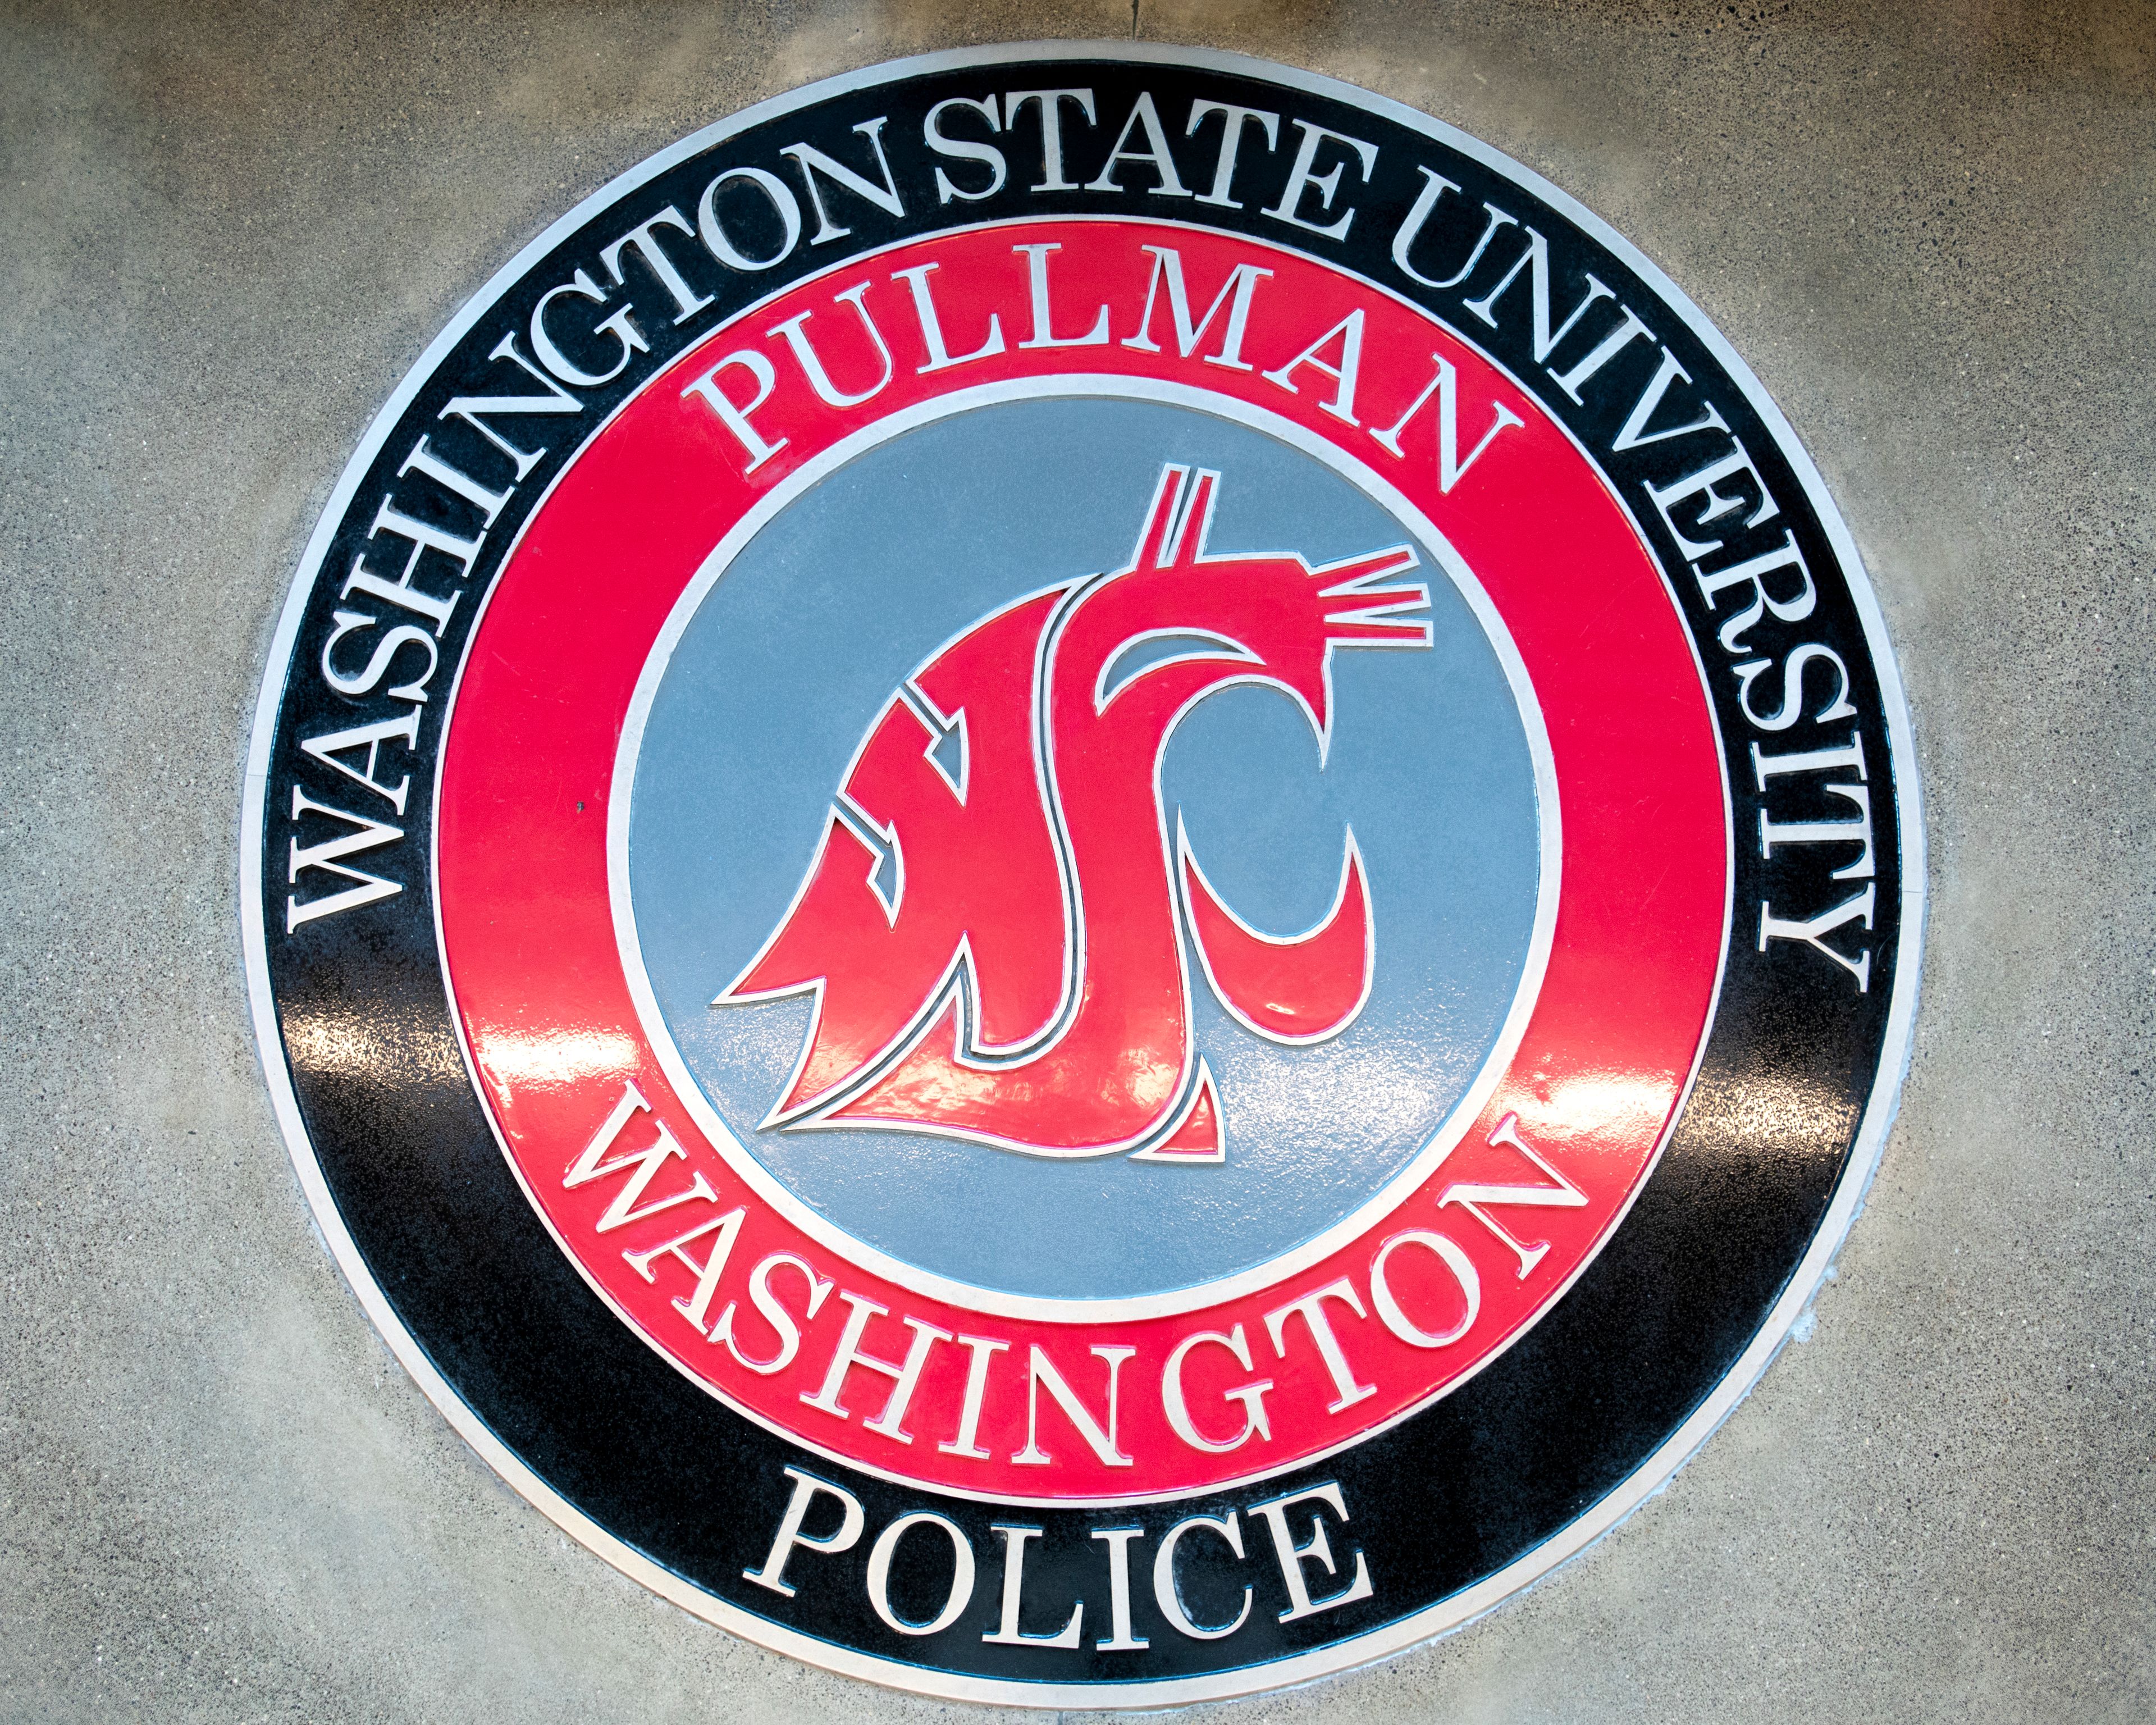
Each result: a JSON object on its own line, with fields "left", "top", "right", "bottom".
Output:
{"left": 717, "top": 464, "right": 1431, "bottom": 1162}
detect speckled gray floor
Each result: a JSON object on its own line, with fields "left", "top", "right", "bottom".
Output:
{"left": 2, "top": 1, "right": 2149, "bottom": 1719}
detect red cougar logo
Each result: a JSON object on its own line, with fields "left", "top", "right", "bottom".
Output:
{"left": 718, "top": 465, "right": 1431, "bottom": 1162}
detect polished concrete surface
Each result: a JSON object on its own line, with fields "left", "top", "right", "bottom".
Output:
{"left": 2, "top": 1, "right": 2149, "bottom": 1718}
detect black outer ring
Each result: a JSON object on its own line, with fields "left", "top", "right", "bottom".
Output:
{"left": 253, "top": 51, "right": 1907, "bottom": 1692}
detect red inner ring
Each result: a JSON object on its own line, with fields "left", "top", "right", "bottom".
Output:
{"left": 436, "top": 220, "right": 1726, "bottom": 1502}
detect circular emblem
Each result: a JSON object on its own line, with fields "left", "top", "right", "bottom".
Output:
{"left": 245, "top": 44, "right": 1920, "bottom": 1706}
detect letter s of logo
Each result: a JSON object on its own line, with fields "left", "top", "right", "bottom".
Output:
{"left": 717, "top": 466, "right": 1430, "bottom": 1162}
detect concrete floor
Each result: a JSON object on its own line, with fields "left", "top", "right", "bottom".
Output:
{"left": 2, "top": 0, "right": 2149, "bottom": 1719}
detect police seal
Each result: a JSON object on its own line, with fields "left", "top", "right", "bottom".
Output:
{"left": 243, "top": 43, "right": 1921, "bottom": 1707}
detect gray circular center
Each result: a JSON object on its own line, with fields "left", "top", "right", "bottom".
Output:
{"left": 627, "top": 395, "right": 1541, "bottom": 1300}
